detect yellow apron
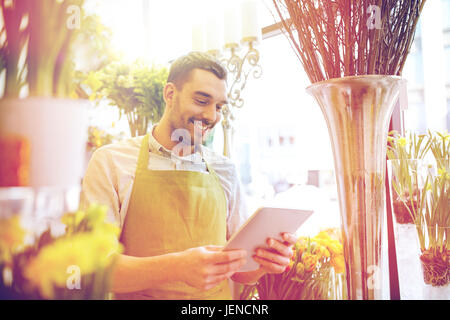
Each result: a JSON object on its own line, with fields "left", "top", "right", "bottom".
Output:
{"left": 115, "top": 133, "right": 232, "bottom": 300}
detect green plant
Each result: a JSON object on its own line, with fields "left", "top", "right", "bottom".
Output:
{"left": 428, "top": 130, "right": 450, "bottom": 172}
{"left": 387, "top": 131, "right": 431, "bottom": 223}
{"left": 387, "top": 131, "right": 449, "bottom": 286}
{"left": 0, "top": 0, "right": 29, "bottom": 98}
{"left": 93, "top": 60, "right": 168, "bottom": 137}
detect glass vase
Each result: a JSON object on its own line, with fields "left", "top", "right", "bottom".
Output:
{"left": 307, "top": 75, "right": 405, "bottom": 299}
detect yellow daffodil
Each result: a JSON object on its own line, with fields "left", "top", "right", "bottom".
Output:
{"left": 84, "top": 72, "right": 103, "bottom": 94}
{"left": 397, "top": 137, "right": 407, "bottom": 147}
{"left": 315, "top": 245, "right": 330, "bottom": 259}
{"left": 437, "top": 167, "right": 449, "bottom": 179}
{"left": 331, "top": 255, "right": 346, "bottom": 274}
{"left": 85, "top": 204, "right": 109, "bottom": 228}
{"left": 295, "top": 262, "right": 305, "bottom": 276}
{"left": 24, "top": 229, "right": 123, "bottom": 299}
{"left": 0, "top": 216, "right": 26, "bottom": 263}
{"left": 25, "top": 204, "right": 122, "bottom": 299}
{"left": 302, "top": 252, "right": 318, "bottom": 272}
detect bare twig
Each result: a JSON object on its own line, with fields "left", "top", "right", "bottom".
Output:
{"left": 271, "top": 0, "right": 426, "bottom": 83}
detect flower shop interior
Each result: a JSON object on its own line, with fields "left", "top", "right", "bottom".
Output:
{"left": 0, "top": 0, "right": 449, "bottom": 301}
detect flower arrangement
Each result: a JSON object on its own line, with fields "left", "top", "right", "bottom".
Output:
{"left": 0, "top": 204, "right": 123, "bottom": 299}
{"left": 84, "top": 60, "right": 168, "bottom": 137}
{"left": 387, "top": 131, "right": 449, "bottom": 287}
{"left": 240, "top": 229, "right": 346, "bottom": 300}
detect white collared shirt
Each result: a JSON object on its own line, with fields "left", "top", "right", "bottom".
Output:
{"left": 80, "top": 125, "right": 249, "bottom": 240}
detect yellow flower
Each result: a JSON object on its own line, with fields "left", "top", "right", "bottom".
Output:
{"left": 327, "top": 241, "right": 343, "bottom": 256}
{"left": 331, "top": 255, "right": 346, "bottom": 274}
{"left": 84, "top": 71, "right": 102, "bottom": 93}
{"left": 0, "top": 216, "right": 26, "bottom": 262}
{"left": 302, "top": 253, "right": 318, "bottom": 272}
{"left": 61, "top": 210, "right": 86, "bottom": 229}
{"left": 397, "top": 137, "right": 407, "bottom": 147}
{"left": 438, "top": 167, "right": 449, "bottom": 179}
{"left": 315, "top": 245, "right": 330, "bottom": 259}
{"left": 313, "top": 233, "right": 343, "bottom": 257}
{"left": 314, "top": 231, "right": 332, "bottom": 241}
{"left": 295, "top": 262, "right": 305, "bottom": 275}
{"left": 85, "top": 204, "right": 109, "bottom": 228}
{"left": 24, "top": 226, "right": 123, "bottom": 299}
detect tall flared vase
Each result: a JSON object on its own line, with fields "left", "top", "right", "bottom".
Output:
{"left": 307, "top": 75, "right": 406, "bottom": 300}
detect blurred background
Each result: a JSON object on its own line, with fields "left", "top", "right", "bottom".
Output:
{"left": 0, "top": 0, "right": 448, "bottom": 301}
{"left": 1, "top": 0, "right": 449, "bottom": 233}
{"left": 72, "top": 0, "right": 450, "bottom": 234}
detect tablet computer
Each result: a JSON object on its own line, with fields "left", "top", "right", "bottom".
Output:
{"left": 223, "top": 207, "right": 313, "bottom": 272}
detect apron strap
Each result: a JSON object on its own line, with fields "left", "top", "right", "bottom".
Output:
{"left": 136, "top": 133, "right": 151, "bottom": 172}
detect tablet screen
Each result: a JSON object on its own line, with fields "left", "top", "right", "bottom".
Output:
{"left": 223, "top": 207, "right": 313, "bottom": 272}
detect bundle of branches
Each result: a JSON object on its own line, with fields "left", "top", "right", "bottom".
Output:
{"left": 271, "top": 0, "right": 426, "bottom": 83}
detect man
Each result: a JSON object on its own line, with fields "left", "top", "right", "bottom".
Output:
{"left": 81, "top": 52, "right": 296, "bottom": 300}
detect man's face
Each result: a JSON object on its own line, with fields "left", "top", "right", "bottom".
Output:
{"left": 167, "top": 68, "right": 228, "bottom": 146}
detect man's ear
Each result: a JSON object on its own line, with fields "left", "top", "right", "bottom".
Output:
{"left": 163, "top": 82, "right": 176, "bottom": 108}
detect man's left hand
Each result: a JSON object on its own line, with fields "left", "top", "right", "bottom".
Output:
{"left": 253, "top": 232, "right": 297, "bottom": 274}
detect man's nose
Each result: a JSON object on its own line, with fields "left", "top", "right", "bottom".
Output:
{"left": 202, "top": 104, "right": 219, "bottom": 124}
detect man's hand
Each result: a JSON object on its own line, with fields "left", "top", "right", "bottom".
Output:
{"left": 175, "top": 246, "right": 247, "bottom": 291}
{"left": 253, "top": 232, "right": 297, "bottom": 274}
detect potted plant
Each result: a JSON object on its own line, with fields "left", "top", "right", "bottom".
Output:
{"left": 387, "top": 131, "right": 431, "bottom": 224}
{"left": 415, "top": 132, "right": 449, "bottom": 290}
{"left": 90, "top": 60, "right": 168, "bottom": 137}
{"left": 387, "top": 131, "right": 449, "bottom": 297}
{"left": 0, "top": 0, "right": 103, "bottom": 188}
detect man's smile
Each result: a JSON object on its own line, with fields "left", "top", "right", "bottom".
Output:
{"left": 190, "top": 119, "right": 212, "bottom": 136}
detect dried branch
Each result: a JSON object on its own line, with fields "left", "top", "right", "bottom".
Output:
{"left": 271, "top": 0, "right": 426, "bottom": 83}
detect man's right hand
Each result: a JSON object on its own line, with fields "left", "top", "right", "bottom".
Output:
{"left": 175, "top": 246, "right": 247, "bottom": 291}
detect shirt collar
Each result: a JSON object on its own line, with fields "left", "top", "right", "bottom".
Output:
{"left": 148, "top": 124, "right": 204, "bottom": 163}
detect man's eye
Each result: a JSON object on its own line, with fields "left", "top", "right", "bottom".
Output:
{"left": 195, "top": 99, "right": 208, "bottom": 105}
{"left": 216, "top": 104, "right": 223, "bottom": 111}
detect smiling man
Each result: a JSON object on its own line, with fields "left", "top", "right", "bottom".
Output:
{"left": 81, "top": 52, "right": 296, "bottom": 300}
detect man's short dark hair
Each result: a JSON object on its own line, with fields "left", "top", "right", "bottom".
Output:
{"left": 167, "top": 51, "right": 227, "bottom": 89}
